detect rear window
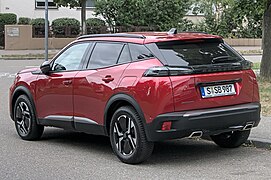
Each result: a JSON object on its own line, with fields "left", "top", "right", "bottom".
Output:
{"left": 156, "top": 40, "right": 244, "bottom": 67}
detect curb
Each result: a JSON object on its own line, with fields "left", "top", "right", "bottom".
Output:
{"left": 246, "top": 138, "right": 271, "bottom": 150}
{"left": 240, "top": 53, "right": 262, "bottom": 56}
{"left": 0, "top": 58, "right": 45, "bottom": 60}
{"left": 203, "top": 136, "right": 271, "bottom": 151}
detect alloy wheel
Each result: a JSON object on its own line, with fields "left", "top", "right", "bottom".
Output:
{"left": 113, "top": 114, "right": 137, "bottom": 156}
{"left": 15, "top": 101, "right": 31, "bottom": 136}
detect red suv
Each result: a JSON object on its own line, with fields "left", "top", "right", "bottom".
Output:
{"left": 10, "top": 30, "right": 261, "bottom": 164}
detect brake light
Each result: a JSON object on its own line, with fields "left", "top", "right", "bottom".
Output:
{"left": 143, "top": 61, "right": 252, "bottom": 77}
{"left": 143, "top": 66, "right": 193, "bottom": 77}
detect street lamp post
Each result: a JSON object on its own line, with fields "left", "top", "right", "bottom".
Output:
{"left": 45, "top": 0, "right": 49, "bottom": 61}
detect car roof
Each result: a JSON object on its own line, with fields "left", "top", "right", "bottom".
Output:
{"left": 76, "top": 32, "right": 222, "bottom": 44}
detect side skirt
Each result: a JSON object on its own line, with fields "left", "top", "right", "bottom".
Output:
{"left": 39, "top": 115, "right": 106, "bottom": 136}
{"left": 74, "top": 117, "right": 106, "bottom": 136}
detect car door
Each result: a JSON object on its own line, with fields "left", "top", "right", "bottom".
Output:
{"left": 73, "top": 42, "right": 131, "bottom": 134}
{"left": 36, "top": 42, "right": 91, "bottom": 129}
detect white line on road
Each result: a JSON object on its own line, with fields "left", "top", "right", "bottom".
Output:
{"left": 0, "top": 72, "right": 16, "bottom": 78}
{"left": 25, "top": 66, "right": 39, "bottom": 68}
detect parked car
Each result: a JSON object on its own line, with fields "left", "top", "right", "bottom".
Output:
{"left": 9, "top": 29, "right": 261, "bottom": 164}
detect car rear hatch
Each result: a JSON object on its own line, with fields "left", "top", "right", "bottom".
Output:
{"left": 145, "top": 38, "right": 255, "bottom": 112}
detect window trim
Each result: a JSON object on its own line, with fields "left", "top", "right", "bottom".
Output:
{"left": 85, "top": 0, "right": 95, "bottom": 8}
{"left": 76, "top": 0, "right": 95, "bottom": 9}
{"left": 76, "top": 7, "right": 95, "bottom": 10}
{"left": 35, "top": 0, "right": 58, "bottom": 9}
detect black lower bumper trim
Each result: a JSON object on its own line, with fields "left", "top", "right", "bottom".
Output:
{"left": 145, "top": 103, "right": 261, "bottom": 142}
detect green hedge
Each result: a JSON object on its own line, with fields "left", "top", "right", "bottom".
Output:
{"left": 0, "top": 13, "right": 17, "bottom": 46}
{"left": 31, "top": 18, "right": 48, "bottom": 37}
{"left": 18, "top": 17, "right": 31, "bottom": 25}
{"left": 52, "top": 18, "right": 80, "bottom": 37}
{"left": 86, "top": 18, "right": 105, "bottom": 27}
{"left": 0, "top": 13, "right": 17, "bottom": 26}
{"left": 31, "top": 18, "right": 48, "bottom": 26}
{"left": 86, "top": 18, "right": 106, "bottom": 34}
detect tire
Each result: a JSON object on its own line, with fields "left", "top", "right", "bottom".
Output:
{"left": 210, "top": 130, "right": 250, "bottom": 148}
{"left": 14, "top": 95, "right": 44, "bottom": 140}
{"left": 109, "top": 106, "right": 154, "bottom": 164}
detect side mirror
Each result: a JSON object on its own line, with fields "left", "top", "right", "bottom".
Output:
{"left": 40, "top": 61, "right": 51, "bottom": 74}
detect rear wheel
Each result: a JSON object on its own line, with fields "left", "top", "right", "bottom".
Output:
{"left": 14, "top": 95, "right": 44, "bottom": 140}
{"left": 110, "top": 106, "right": 154, "bottom": 164}
{"left": 211, "top": 130, "right": 250, "bottom": 148}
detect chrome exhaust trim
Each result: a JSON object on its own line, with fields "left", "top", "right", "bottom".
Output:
{"left": 243, "top": 122, "right": 255, "bottom": 130}
{"left": 188, "top": 131, "right": 203, "bottom": 138}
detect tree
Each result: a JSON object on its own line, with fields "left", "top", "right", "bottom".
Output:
{"left": 195, "top": 0, "right": 271, "bottom": 78}
{"left": 193, "top": 0, "right": 264, "bottom": 38}
{"left": 192, "top": 0, "right": 235, "bottom": 35}
{"left": 260, "top": 0, "right": 271, "bottom": 78}
{"left": 94, "top": 0, "right": 193, "bottom": 31}
{"left": 230, "top": 0, "right": 264, "bottom": 38}
{"left": 234, "top": 0, "right": 271, "bottom": 78}
{"left": 53, "top": 0, "right": 87, "bottom": 35}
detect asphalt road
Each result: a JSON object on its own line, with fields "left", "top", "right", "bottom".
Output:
{"left": 0, "top": 60, "right": 270, "bottom": 180}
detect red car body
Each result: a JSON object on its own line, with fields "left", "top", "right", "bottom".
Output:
{"left": 10, "top": 31, "right": 261, "bottom": 163}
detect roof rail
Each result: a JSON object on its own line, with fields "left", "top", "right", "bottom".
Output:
{"left": 77, "top": 33, "right": 146, "bottom": 40}
{"left": 180, "top": 31, "right": 208, "bottom": 34}
{"left": 166, "top": 28, "right": 208, "bottom": 35}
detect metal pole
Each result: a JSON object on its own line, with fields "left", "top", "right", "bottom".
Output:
{"left": 45, "top": 0, "right": 49, "bottom": 61}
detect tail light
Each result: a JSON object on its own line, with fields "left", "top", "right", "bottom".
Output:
{"left": 143, "top": 61, "right": 253, "bottom": 77}
{"left": 143, "top": 66, "right": 193, "bottom": 77}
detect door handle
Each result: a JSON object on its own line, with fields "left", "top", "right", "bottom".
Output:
{"left": 102, "top": 75, "right": 114, "bottom": 83}
{"left": 63, "top": 80, "right": 72, "bottom": 85}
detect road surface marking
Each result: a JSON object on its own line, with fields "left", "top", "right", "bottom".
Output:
{"left": 0, "top": 72, "right": 16, "bottom": 78}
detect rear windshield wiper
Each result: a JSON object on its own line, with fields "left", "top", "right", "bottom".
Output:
{"left": 212, "top": 56, "right": 240, "bottom": 63}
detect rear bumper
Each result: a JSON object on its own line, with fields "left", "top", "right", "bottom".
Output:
{"left": 145, "top": 103, "right": 261, "bottom": 142}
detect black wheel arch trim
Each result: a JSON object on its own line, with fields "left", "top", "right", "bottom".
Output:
{"left": 10, "top": 85, "right": 38, "bottom": 123}
{"left": 104, "top": 93, "right": 147, "bottom": 136}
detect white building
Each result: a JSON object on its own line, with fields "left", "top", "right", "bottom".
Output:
{"left": 0, "top": 0, "right": 96, "bottom": 23}
{"left": 0, "top": 0, "right": 203, "bottom": 24}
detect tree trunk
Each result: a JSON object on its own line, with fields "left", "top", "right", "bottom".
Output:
{"left": 260, "top": 0, "right": 271, "bottom": 78}
{"left": 81, "top": 0, "right": 87, "bottom": 35}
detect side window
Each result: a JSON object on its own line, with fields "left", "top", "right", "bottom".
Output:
{"left": 117, "top": 45, "right": 131, "bottom": 64}
{"left": 52, "top": 43, "right": 89, "bottom": 71}
{"left": 88, "top": 42, "right": 124, "bottom": 69}
{"left": 129, "top": 43, "right": 154, "bottom": 61}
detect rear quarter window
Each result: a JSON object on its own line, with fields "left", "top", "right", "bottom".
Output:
{"left": 129, "top": 43, "right": 155, "bottom": 61}
{"left": 117, "top": 44, "right": 131, "bottom": 64}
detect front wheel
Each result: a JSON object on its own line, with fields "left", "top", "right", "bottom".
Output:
{"left": 110, "top": 106, "right": 154, "bottom": 164}
{"left": 210, "top": 130, "right": 250, "bottom": 148}
{"left": 14, "top": 95, "right": 44, "bottom": 140}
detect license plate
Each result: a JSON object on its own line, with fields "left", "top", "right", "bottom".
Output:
{"left": 200, "top": 84, "right": 236, "bottom": 98}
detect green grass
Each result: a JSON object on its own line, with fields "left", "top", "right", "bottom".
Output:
{"left": 258, "top": 78, "right": 271, "bottom": 116}
{"left": 252, "top": 62, "right": 261, "bottom": 70}
{"left": 250, "top": 62, "right": 271, "bottom": 116}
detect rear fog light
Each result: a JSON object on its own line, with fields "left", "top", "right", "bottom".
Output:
{"left": 161, "top": 121, "right": 172, "bottom": 131}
